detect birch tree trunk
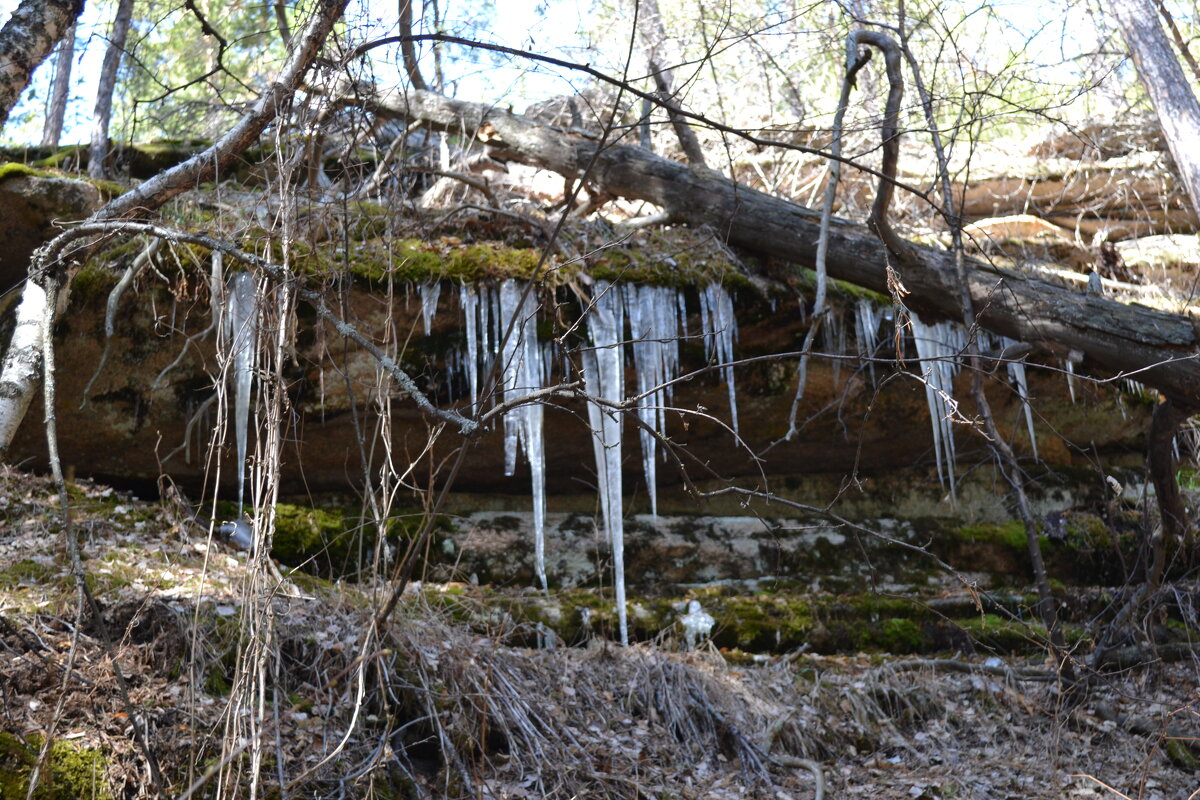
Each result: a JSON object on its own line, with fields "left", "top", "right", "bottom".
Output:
{"left": 0, "top": 0, "right": 84, "bottom": 129}
{"left": 1109, "top": 0, "right": 1200, "bottom": 212}
{"left": 0, "top": 0, "right": 350, "bottom": 458}
{"left": 88, "top": 0, "right": 135, "bottom": 179}
{"left": 41, "top": 22, "right": 75, "bottom": 147}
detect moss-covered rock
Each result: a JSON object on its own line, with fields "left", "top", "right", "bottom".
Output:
{"left": 0, "top": 733, "right": 112, "bottom": 800}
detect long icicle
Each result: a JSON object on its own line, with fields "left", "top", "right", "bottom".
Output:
{"left": 625, "top": 284, "right": 676, "bottom": 516}
{"left": 911, "top": 316, "right": 965, "bottom": 497}
{"left": 495, "top": 280, "right": 549, "bottom": 592}
{"left": 227, "top": 271, "right": 258, "bottom": 517}
{"left": 1002, "top": 335, "right": 1039, "bottom": 461}
{"left": 582, "top": 281, "right": 627, "bottom": 644}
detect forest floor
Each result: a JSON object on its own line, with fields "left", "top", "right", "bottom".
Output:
{"left": 1, "top": 466, "right": 1198, "bottom": 799}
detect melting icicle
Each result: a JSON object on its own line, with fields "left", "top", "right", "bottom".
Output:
{"left": 460, "top": 284, "right": 479, "bottom": 411}
{"left": 823, "top": 306, "right": 845, "bottom": 386}
{"left": 499, "top": 281, "right": 524, "bottom": 477}
{"left": 624, "top": 284, "right": 679, "bottom": 516}
{"left": 699, "top": 283, "right": 739, "bottom": 435}
{"left": 910, "top": 317, "right": 965, "bottom": 495}
{"left": 497, "top": 280, "right": 549, "bottom": 592}
{"left": 418, "top": 281, "right": 441, "bottom": 336}
{"left": 680, "top": 600, "right": 715, "bottom": 649}
{"left": 226, "top": 272, "right": 258, "bottom": 517}
{"left": 582, "top": 281, "right": 627, "bottom": 644}
{"left": 1001, "top": 336, "right": 1039, "bottom": 461}
{"left": 855, "top": 298, "right": 882, "bottom": 383}
{"left": 1064, "top": 360, "right": 1077, "bottom": 403}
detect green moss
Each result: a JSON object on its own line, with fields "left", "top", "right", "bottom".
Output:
{"left": 0, "top": 162, "right": 51, "bottom": 182}
{"left": 957, "top": 613, "right": 1045, "bottom": 653}
{"left": 272, "top": 503, "right": 351, "bottom": 570}
{"left": 588, "top": 249, "right": 748, "bottom": 289}
{"left": 710, "top": 594, "right": 813, "bottom": 651}
{"left": 957, "top": 521, "right": 1030, "bottom": 551}
{"left": 0, "top": 732, "right": 112, "bottom": 800}
{"left": 0, "top": 558, "right": 54, "bottom": 589}
{"left": 69, "top": 263, "right": 121, "bottom": 302}
{"left": 1166, "top": 738, "right": 1200, "bottom": 771}
{"left": 84, "top": 178, "right": 126, "bottom": 200}
{"left": 875, "top": 617, "right": 925, "bottom": 653}
{"left": 1179, "top": 467, "right": 1200, "bottom": 492}
{"left": 31, "top": 147, "right": 84, "bottom": 170}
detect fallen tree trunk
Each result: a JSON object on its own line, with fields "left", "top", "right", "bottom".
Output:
{"left": 364, "top": 87, "right": 1200, "bottom": 410}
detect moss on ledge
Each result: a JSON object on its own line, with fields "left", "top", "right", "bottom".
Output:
{"left": 0, "top": 732, "right": 112, "bottom": 800}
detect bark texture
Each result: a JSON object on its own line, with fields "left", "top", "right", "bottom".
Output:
{"left": 363, "top": 87, "right": 1200, "bottom": 409}
{"left": 40, "top": 22, "right": 74, "bottom": 148}
{"left": 1109, "top": 0, "right": 1200, "bottom": 213}
{"left": 88, "top": 0, "right": 134, "bottom": 179}
{"left": 0, "top": 0, "right": 85, "bottom": 130}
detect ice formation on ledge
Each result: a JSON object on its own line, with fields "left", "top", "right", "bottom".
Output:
{"left": 582, "top": 280, "right": 628, "bottom": 644}
{"left": 910, "top": 316, "right": 966, "bottom": 494}
{"left": 448, "top": 278, "right": 743, "bottom": 641}
{"left": 625, "top": 284, "right": 680, "bottom": 516}
{"left": 497, "top": 280, "right": 549, "bottom": 592}
{"left": 699, "top": 283, "right": 739, "bottom": 435}
{"left": 855, "top": 298, "right": 882, "bottom": 382}
{"left": 1000, "top": 335, "right": 1039, "bottom": 461}
{"left": 418, "top": 281, "right": 441, "bottom": 336}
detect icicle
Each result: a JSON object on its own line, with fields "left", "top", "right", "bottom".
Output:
{"left": 1064, "top": 360, "right": 1077, "bottom": 404}
{"left": 910, "top": 317, "right": 965, "bottom": 495}
{"left": 582, "top": 281, "right": 627, "bottom": 644}
{"left": 700, "top": 283, "right": 739, "bottom": 435}
{"left": 460, "top": 284, "right": 479, "bottom": 411}
{"left": 823, "top": 306, "right": 845, "bottom": 386}
{"left": 624, "top": 284, "right": 679, "bottom": 516}
{"left": 418, "top": 281, "right": 441, "bottom": 336}
{"left": 496, "top": 280, "right": 549, "bottom": 592}
{"left": 226, "top": 271, "right": 258, "bottom": 517}
{"left": 677, "top": 290, "right": 689, "bottom": 339}
{"left": 855, "top": 298, "right": 882, "bottom": 383}
{"left": 1001, "top": 336, "right": 1039, "bottom": 461}
{"left": 499, "top": 281, "right": 524, "bottom": 477}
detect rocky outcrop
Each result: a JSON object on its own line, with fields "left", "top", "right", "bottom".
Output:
{"left": 5, "top": 264, "right": 1151, "bottom": 521}
{"left": 0, "top": 167, "right": 99, "bottom": 292}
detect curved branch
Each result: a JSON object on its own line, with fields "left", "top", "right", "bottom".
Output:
{"left": 850, "top": 30, "right": 918, "bottom": 266}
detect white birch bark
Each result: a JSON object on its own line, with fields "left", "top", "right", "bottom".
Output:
{"left": 0, "top": 0, "right": 84, "bottom": 129}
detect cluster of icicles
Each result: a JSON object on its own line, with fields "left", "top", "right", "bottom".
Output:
{"left": 434, "top": 279, "right": 738, "bottom": 645}
{"left": 216, "top": 271, "right": 1052, "bottom": 645}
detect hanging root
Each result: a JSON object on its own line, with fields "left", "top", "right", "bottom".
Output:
{"left": 81, "top": 237, "right": 164, "bottom": 403}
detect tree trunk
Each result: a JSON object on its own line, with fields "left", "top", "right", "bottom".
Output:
{"left": 0, "top": 0, "right": 84, "bottom": 130}
{"left": 1109, "top": 0, "right": 1200, "bottom": 213}
{"left": 633, "top": 0, "right": 705, "bottom": 166}
{"left": 361, "top": 87, "right": 1200, "bottom": 409}
{"left": 89, "top": 0, "right": 135, "bottom": 179}
{"left": 0, "top": 0, "right": 350, "bottom": 458}
{"left": 41, "top": 22, "right": 75, "bottom": 148}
